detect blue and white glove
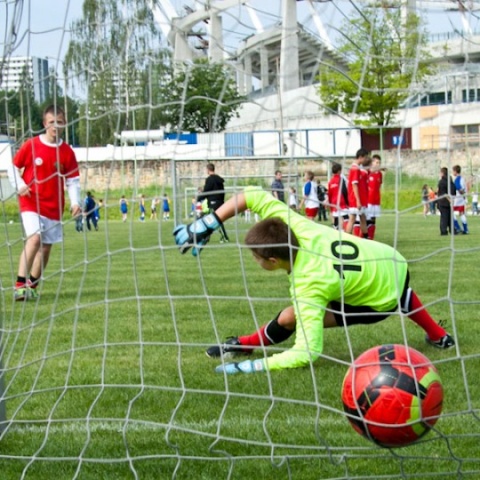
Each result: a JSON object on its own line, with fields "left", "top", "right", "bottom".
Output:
{"left": 173, "top": 212, "right": 222, "bottom": 256}
{"left": 215, "top": 359, "right": 265, "bottom": 375}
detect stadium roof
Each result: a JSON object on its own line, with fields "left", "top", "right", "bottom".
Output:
{"left": 233, "top": 23, "right": 346, "bottom": 91}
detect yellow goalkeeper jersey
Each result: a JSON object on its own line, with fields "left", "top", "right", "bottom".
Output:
{"left": 245, "top": 187, "right": 408, "bottom": 371}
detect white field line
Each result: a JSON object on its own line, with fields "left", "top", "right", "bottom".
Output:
{"left": 8, "top": 415, "right": 344, "bottom": 435}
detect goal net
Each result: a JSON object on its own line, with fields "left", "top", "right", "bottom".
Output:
{"left": 0, "top": 0, "right": 479, "bottom": 478}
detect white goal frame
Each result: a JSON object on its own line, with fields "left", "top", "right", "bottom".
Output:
{"left": 170, "top": 156, "right": 304, "bottom": 223}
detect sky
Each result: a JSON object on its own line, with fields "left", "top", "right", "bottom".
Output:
{"left": 1, "top": 1, "right": 84, "bottom": 65}
{"left": 0, "top": 0, "right": 475, "bottom": 66}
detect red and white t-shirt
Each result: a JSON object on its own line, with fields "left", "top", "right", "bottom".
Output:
{"left": 368, "top": 170, "right": 383, "bottom": 206}
{"left": 348, "top": 164, "right": 368, "bottom": 208}
{"left": 13, "top": 136, "right": 79, "bottom": 220}
{"left": 327, "top": 173, "right": 348, "bottom": 214}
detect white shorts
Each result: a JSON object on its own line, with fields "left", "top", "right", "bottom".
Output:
{"left": 21, "top": 212, "right": 63, "bottom": 244}
{"left": 367, "top": 204, "right": 381, "bottom": 219}
{"left": 332, "top": 209, "right": 349, "bottom": 218}
{"left": 348, "top": 207, "right": 366, "bottom": 216}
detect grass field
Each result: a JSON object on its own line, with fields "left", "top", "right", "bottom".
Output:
{"left": 0, "top": 210, "right": 479, "bottom": 479}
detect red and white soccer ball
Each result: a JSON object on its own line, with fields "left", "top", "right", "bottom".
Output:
{"left": 342, "top": 344, "right": 443, "bottom": 447}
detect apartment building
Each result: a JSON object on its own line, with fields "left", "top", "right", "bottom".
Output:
{"left": 0, "top": 56, "right": 49, "bottom": 104}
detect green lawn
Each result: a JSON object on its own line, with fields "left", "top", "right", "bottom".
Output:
{"left": 0, "top": 212, "right": 479, "bottom": 479}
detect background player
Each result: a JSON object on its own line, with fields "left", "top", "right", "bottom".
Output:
{"left": 452, "top": 165, "right": 469, "bottom": 235}
{"left": 317, "top": 179, "right": 328, "bottom": 222}
{"left": 298, "top": 170, "right": 319, "bottom": 220}
{"left": 95, "top": 198, "right": 103, "bottom": 225}
{"left": 84, "top": 191, "right": 98, "bottom": 231}
{"left": 7, "top": 104, "right": 81, "bottom": 301}
{"left": 437, "top": 167, "right": 456, "bottom": 236}
{"left": 327, "top": 163, "right": 349, "bottom": 230}
{"left": 366, "top": 154, "right": 384, "bottom": 240}
{"left": 198, "top": 163, "right": 229, "bottom": 242}
{"left": 162, "top": 193, "right": 171, "bottom": 220}
{"left": 119, "top": 195, "right": 128, "bottom": 222}
{"left": 150, "top": 197, "right": 159, "bottom": 220}
{"left": 346, "top": 148, "right": 370, "bottom": 237}
{"left": 271, "top": 170, "right": 285, "bottom": 202}
{"left": 288, "top": 187, "right": 298, "bottom": 211}
{"left": 139, "top": 194, "right": 146, "bottom": 222}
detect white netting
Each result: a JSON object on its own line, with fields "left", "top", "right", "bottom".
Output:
{"left": 1, "top": 1, "right": 480, "bottom": 479}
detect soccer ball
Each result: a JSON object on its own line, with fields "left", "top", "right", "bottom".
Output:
{"left": 342, "top": 344, "right": 443, "bottom": 447}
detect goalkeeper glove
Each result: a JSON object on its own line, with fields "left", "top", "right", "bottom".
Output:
{"left": 173, "top": 212, "right": 222, "bottom": 256}
{"left": 215, "top": 359, "right": 265, "bottom": 375}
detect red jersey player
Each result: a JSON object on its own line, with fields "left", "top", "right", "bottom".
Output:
{"left": 327, "top": 162, "right": 349, "bottom": 230}
{"left": 346, "top": 148, "right": 371, "bottom": 237}
{"left": 367, "top": 154, "right": 384, "bottom": 240}
{"left": 7, "top": 104, "right": 81, "bottom": 301}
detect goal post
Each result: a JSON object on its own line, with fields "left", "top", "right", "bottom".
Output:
{"left": 170, "top": 156, "right": 303, "bottom": 222}
{"left": 0, "top": 360, "right": 5, "bottom": 434}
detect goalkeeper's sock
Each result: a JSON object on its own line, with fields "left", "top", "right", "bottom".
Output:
{"left": 28, "top": 275, "right": 39, "bottom": 289}
{"left": 16, "top": 276, "right": 27, "bottom": 288}
{"left": 239, "top": 326, "right": 270, "bottom": 349}
{"left": 239, "top": 314, "right": 294, "bottom": 349}
{"left": 406, "top": 290, "right": 447, "bottom": 341}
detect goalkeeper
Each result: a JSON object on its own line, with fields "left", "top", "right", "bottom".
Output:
{"left": 174, "top": 187, "right": 455, "bottom": 375}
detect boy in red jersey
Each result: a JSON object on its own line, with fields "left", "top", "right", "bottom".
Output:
{"left": 7, "top": 105, "right": 81, "bottom": 301}
{"left": 327, "top": 162, "right": 349, "bottom": 230}
{"left": 346, "top": 148, "right": 370, "bottom": 237}
{"left": 366, "top": 154, "right": 384, "bottom": 240}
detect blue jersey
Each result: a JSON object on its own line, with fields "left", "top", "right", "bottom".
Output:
{"left": 163, "top": 197, "right": 170, "bottom": 212}
{"left": 453, "top": 175, "right": 466, "bottom": 207}
{"left": 84, "top": 196, "right": 96, "bottom": 213}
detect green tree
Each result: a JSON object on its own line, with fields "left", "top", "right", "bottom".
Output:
{"left": 0, "top": 87, "right": 42, "bottom": 141}
{"left": 318, "top": 5, "right": 434, "bottom": 129}
{"left": 161, "top": 58, "right": 245, "bottom": 133}
{"left": 65, "top": 0, "right": 169, "bottom": 146}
